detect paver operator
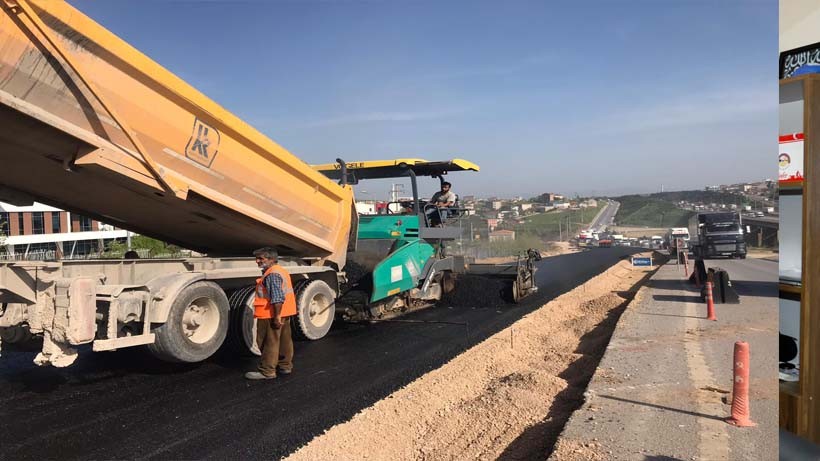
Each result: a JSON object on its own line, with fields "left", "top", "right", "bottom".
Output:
{"left": 245, "top": 247, "right": 296, "bottom": 380}
{"left": 427, "top": 181, "right": 456, "bottom": 225}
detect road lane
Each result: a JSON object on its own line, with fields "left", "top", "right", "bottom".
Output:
{"left": 0, "top": 247, "right": 640, "bottom": 460}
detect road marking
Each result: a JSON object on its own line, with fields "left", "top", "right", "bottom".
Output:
{"left": 683, "top": 298, "right": 731, "bottom": 460}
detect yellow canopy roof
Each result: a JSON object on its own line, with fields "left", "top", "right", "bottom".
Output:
{"left": 312, "top": 158, "right": 479, "bottom": 181}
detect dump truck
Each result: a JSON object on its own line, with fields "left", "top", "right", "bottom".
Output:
{"left": 0, "top": 0, "right": 537, "bottom": 367}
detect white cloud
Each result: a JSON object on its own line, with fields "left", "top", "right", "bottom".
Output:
{"left": 594, "top": 84, "right": 775, "bottom": 135}
{"left": 298, "top": 108, "right": 466, "bottom": 128}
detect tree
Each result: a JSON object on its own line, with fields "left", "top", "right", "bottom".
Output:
{"left": 102, "top": 234, "right": 181, "bottom": 258}
{"left": 0, "top": 217, "right": 6, "bottom": 247}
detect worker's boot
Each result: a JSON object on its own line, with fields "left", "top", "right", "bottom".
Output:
{"left": 244, "top": 371, "right": 276, "bottom": 380}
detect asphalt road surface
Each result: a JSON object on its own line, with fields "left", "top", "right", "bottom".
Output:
{"left": 0, "top": 247, "right": 640, "bottom": 460}
{"left": 591, "top": 200, "right": 619, "bottom": 232}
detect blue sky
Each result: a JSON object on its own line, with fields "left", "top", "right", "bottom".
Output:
{"left": 72, "top": 0, "right": 776, "bottom": 199}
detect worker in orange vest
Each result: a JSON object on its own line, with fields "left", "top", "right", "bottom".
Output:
{"left": 245, "top": 247, "right": 297, "bottom": 380}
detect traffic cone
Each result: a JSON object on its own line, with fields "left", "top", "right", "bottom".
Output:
{"left": 726, "top": 341, "right": 756, "bottom": 427}
{"left": 706, "top": 281, "right": 716, "bottom": 321}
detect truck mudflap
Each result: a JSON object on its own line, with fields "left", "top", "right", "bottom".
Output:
{"left": 32, "top": 277, "right": 98, "bottom": 367}
{"left": 463, "top": 248, "right": 541, "bottom": 303}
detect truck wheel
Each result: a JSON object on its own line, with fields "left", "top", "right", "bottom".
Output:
{"left": 292, "top": 280, "right": 335, "bottom": 341}
{"left": 148, "top": 281, "right": 229, "bottom": 363}
{"left": 224, "top": 286, "right": 260, "bottom": 356}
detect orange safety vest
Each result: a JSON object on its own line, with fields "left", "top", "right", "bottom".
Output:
{"left": 253, "top": 264, "right": 297, "bottom": 319}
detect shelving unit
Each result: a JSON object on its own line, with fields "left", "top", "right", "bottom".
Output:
{"left": 779, "top": 73, "right": 820, "bottom": 440}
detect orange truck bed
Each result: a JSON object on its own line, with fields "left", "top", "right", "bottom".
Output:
{"left": 0, "top": 0, "right": 353, "bottom": 266}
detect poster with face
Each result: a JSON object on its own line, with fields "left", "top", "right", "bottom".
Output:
{"left": 779, "top": 133, "right": 804, "bottom": 184}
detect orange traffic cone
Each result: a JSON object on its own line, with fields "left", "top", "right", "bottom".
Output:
{"left": 726, "top": 341, "right": 756, "bottom": 427}
{"left": 706, "top": 281, "right": 716, "bottom": 321}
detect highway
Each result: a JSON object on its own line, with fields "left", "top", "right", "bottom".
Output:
{"left": 0, "top": 247, "right": 640, "bottom": 460}
{"left": 590, "top": 200, "right": 619, "bottom": 233}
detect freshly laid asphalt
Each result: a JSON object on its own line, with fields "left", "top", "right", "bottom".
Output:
{"left": 552, "top": 257, "right": 778, "bottom": 460}
{"left": 0, "top": 247, "right": 640, "bottom": 460}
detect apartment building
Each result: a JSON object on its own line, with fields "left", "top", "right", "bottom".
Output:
{"left": 0, "top": 201, "right": 128, "bottom": 259}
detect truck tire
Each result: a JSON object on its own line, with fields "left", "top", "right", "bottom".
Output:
{"left": 292, "top": 280, "right": 335, "bottom": 341}
{"left": 148, "top": 281, "right": 229, "bottom": 363}
{"left": 224, "top": 286, "right": 260, "bottom": 356}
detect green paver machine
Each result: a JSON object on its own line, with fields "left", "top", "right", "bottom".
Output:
{"left": 314, "top": 158, "right": 540, "bottom": 320}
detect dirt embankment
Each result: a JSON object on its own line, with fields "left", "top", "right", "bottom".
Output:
{"left": 285, "top": 255, "right": 655, "bottom": 461}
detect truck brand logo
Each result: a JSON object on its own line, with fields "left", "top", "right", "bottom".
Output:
{"left": 185, "top": 118, "right": 220, "bottom": 167}
{"left": 334, "top": 162, "right": 366, "bottom": 170}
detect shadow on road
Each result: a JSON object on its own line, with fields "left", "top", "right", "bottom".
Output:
{"left": 645, "top": 278, "right": 692, "bottom": 291}
{"left": 0, "top": 344, "right": 257, "bottom": 394}
{"left": 637, "top": 311, "right": 704, "bottom": 320}
{"left": 598, "top": 394, "right": 724, "bottom": 421}
{"left": 652, "top": 294, "right": 704, "bottom": 304}
{"left": 644, "top": 456, "right": 686, "bottom": 461}
{"left": 730, "top": 280, "right": 777, "bottom": 298}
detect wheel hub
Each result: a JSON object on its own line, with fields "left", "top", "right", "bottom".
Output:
{"left": 181, "top": 298, "right": 219, "bottom": 344}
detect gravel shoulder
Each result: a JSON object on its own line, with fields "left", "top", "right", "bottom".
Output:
{"left": 285, "top": 253, "right": 655, "bottom": 461}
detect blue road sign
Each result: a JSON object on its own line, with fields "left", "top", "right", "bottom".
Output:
{"left": 632, "top": 257, "right": 653, "bottom": 267}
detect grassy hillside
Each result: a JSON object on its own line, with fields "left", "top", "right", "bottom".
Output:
{"left": 614, "top": 195, "right": 694, "bottom": 227}
{"left": 514, "top": 204, "right": 603, "bottom": 240}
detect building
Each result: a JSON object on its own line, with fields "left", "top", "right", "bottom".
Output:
{"left": 0, "top": 201, "right": 128, "bottom": 259}
{"left": 489, "top": 230, "right": 515, "bottom": 242}
{"left": 520, "top": 203, "right": 533, "bottom": 211}
{"left": 355, "top": 201, "right": 377, "bottom": 214}
{"left": 554, "top": 202, "right": 570, "bottom": 209}
{"left": 486, "top": 218, "right": 500, "bottom": 232}
{"left": 492, "top": 200, "right": 503, "bottom": 210}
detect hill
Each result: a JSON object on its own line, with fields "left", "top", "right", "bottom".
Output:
{"left": 613, "top": 194, "right": 694, "bottom": 228}
{"left": 611, "top": 190, "right": 762, "bottom": 227}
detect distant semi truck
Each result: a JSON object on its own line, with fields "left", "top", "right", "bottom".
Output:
{"left": 690, "top": 212, "right": 747, "bottom": 259}
{"left": 665, "top": 227, "right": 690, "bottom": 253}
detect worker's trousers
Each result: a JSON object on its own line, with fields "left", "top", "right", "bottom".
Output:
{"left": 256, "top": 317, "right": 294, "bottom": 377}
